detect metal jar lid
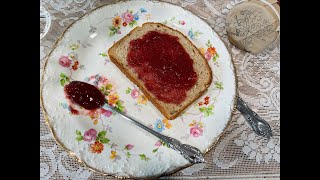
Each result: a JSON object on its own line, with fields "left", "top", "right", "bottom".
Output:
{"left": 226, "top": 0, "right": 280, "bottom": 54}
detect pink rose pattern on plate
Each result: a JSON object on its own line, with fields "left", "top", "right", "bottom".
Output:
{"left": 190, "top": 126, "right": 204, "bottom": 137}
{"left": 83, "top": 128, "right": 97, "bottom": 142}
{"left": 122, "top": 12, "right": 134, "bottom": 23}
{"left": 130, "top": 89, "right": 140, "bottom": 99}
{"left": 59, "top": 56, "right": 72, "bottom": 67}
{"left": 109, "top": 8, "right": 147, "bottom": 36}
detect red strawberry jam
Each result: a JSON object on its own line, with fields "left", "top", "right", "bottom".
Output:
{"left": 127, "top": 31, "right": 197, "bottom": 104}
{"left": 64, "top": 81, "right": 105, "bottom": 110}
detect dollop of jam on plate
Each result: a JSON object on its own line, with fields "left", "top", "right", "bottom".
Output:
{"left": 64, "top": 81, "right": 105, "bottom": 110}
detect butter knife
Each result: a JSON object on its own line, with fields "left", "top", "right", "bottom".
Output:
{"left": 237, "top": 97, "right": 273, "bottom": 138}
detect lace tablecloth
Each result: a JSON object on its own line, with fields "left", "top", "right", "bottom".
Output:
{"left": 40, "top": 0, "right": 280, "bottom": 179}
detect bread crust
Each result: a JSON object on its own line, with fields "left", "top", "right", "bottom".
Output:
{"left": 108, "top": 22, "right": 212, "bottom": 120}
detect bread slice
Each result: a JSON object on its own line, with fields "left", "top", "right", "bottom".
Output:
{"left": 108, "top": 22, "right": 212, "bottom": 120}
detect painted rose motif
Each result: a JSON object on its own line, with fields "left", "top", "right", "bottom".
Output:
{"left": 204, "top": 52, "right": 212, "bottom": 61}
{"left": 83, "top": 128, "right": 97, "bottom": 142}
{"left": 59, "top": 56, "right": 72, "bottom": 67}
{"left": 155, "top": 140, "right": 162, "bottom": 147}
{"left": 189, "top": 120, "right": 204, "bottom": 138}
{"left": 190, "top": 126, "right": 203, "bottom": 137}
{"left": 125, "top": 144, "right": 134, "bottom": 150}
{"left": 122, "top": 12, "right": 134, "bottom": 23}
{"left": 100, "top": 108, "right": 112, "bottom": 117}
{"left": 179, "top": 20, "right": 186, "bottom": 25}
{"left": 131, "top": 89, "right": 140, "bottom": 99}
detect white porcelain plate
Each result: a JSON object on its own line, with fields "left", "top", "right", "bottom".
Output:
{"left": 41, "top": 0, "right": 236, "bottom": 178}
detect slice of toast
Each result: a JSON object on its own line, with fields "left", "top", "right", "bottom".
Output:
{"left": 108, "top": 22, "right": 212, "bottom": 120}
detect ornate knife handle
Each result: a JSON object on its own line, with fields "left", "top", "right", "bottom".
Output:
{"left": 155, "top": 133, "right": 205, "bottom": 164}
{"left": 237, "top": 97, "right": 272, "bottom": 138}
{"left": 105, "top": 104, "right": 205, "bottom": 164}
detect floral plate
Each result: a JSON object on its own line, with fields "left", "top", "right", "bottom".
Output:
{"left": 41, "top": 0, "right": 236, "bottom": 178}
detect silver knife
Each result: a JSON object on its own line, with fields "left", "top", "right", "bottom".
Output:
{"left": 236, "top": 97, "right": 273, "bottom": 138}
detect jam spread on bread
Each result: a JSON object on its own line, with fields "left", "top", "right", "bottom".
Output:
{"left": 64, "top": 81, "right": 105, "bottom": 110}
{"left": 127, "top": 31, "right": 197, "bottom": 104}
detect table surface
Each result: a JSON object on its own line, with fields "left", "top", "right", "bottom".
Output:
{"left": 40, "top": 0, "right": 280, "bottom": 179}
